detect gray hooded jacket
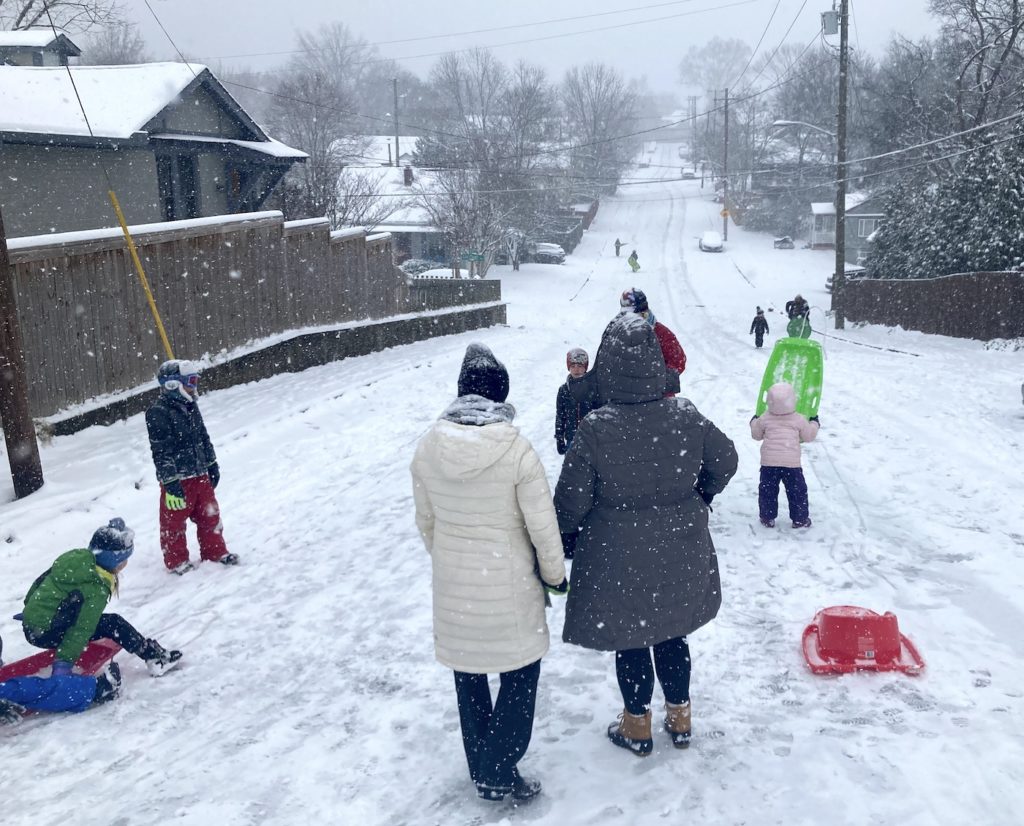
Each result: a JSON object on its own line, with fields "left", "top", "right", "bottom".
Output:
{"left": 554, "top": 313, "right": 738, "bottom": 650}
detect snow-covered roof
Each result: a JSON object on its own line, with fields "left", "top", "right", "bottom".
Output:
{"left": 343, "top": 135, "right": 420, "bottom": 165}
{"left": 0, "top": 62, "right": 209, "bottom": 139}
{"left": 352, "top": 164, "right": 442, "bottom": 230}
{"left": 151, "top": 133, "right": 307, "bottom": 160}
{"left": 811, "top": 193, "right": 871, "bottom": 215}
{"left": 0, "top": 29, "right": 76, "bottom": 48}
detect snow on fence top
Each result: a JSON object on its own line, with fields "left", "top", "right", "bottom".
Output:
{"left": 6, "top": 211, "right": 283, "bottom": 253}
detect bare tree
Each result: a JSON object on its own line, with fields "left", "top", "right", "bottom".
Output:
{"left": 335, "top": 168, "right": 407, "bottom": 232}
{"left": 81, "top": 20, "right": 148, "bottom": 65}
{"left": 678, "top": 37, "right": 752, "bottom": 93}
{"left": 0, "top": 0, "right": 119, "bottom": 32}
{"left": 561, "top": 63, "right": 638, "bottom": 192}
{"left": 264, "top": 24, "right": 373, "bottom": 224}
{"left": 415, "top": 168, "right": 509, "bottom": 277}
{"left": 930, "top": 0, "right": 1024, "bottom": 131}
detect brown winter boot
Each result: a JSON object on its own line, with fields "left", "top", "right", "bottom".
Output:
{"left": 607, "top": 709, "right": 653, "bottom": 756}
{"left": 664, "top": 701, "right": 692, "bottom": 749}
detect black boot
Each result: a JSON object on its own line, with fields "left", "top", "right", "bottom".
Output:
{"left": 93, "top": 661, "right": 122, "bottom": 706}
{"left": 140, "top": 639, "right": 183, "bottom": 677}
{"left": 476, "top": 770, "right": 542, "bottom": 803}
{"left": 0, "top": 699, "right": 25, "bottom": 725}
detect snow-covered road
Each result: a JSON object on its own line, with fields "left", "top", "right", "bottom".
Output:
{"left": 2, "top": 142, "right": 1023, "bottom": 825}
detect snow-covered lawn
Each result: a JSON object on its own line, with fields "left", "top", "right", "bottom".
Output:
{"left": 2, "top": 143, "right": 1023, "bottom": 825}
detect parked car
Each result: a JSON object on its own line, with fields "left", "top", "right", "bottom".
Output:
{"left": 698, "top": 230, "right": 724, "bottom": 252}
{"left": 680, "top": 170, "right": 697, "bottom": 180}
{"left": 532, "top": 243, "right": 566, "bottom": 264}
{"left": 773, "top": 236, "right": 795, "bottom": 249}
{"left": 826, "top": 264, "right": 868, "bottom": 293}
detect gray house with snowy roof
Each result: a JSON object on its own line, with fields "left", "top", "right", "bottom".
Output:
{"left": 0, "top": 61, "right": 305, "bottom": 237}
{"left": 0, "top": 28, "right": 81, "bottom": 66}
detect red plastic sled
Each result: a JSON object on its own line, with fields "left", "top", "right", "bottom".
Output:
{"left": 0, "top": 639, "right": 121, "bottom": 681}
{"left": 802, "top": 606, "right": 924, "bottom": 676}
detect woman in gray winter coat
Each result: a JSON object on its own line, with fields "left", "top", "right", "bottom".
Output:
{"left": 554, "top": 313, "right": 738, "bottom": 756}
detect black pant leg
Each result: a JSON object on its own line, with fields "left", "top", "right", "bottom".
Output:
{"left": 92, "top": 614, "right": 147, "bottom": 657}
{"left": 475, "top": 659, "right": 541, "bottom": 788}
{"left": 615, "top": 647, "right": 655, "bottom": 715}
{"left": 758, "top": 467, "right": 783, "bottom": 520}
{"left": 453, "top": 671, "right": 493, "bottom": 784}
{"left": 652, "top": 636, "right": 692, "bottom": 705}
{"left": 782, "top": 468, "right": 810, "bottom": 522}
{"left": 23, "top": 592, "right": 84, "bottom": 649}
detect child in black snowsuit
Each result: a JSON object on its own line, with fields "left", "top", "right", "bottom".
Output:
{"left": 555, "top": 348, "right": 599, "bottom": 455}
{"left": 750, "top": 307, "right": 770, "bottom": 348}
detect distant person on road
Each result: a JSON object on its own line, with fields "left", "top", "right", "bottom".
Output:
{"left": 554, "top": 312, "right": 738, "bottom": 757}
{"left": 614, "top": 238, "right": 622, "bottom": 257}
{"left": 750, "top": 307, "right": 770, "bottom": 348}
{"left": 555, "top": 347, "right": 599, "bottom": 456}
{"left": 785, "top": 295, "right": 811, "bottom": 338}
{"left": 627, "top": 250, "right": 640, "bottom": 272}
{"left": 411, "top": 343, "right": 567, "bottom": 803}
{"left": 750, "top": 382, "right": 820, "bottom": 529}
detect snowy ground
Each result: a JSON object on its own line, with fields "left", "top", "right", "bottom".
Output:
{"left": 2, "top": 143, "right": 1024, "bottom": 825}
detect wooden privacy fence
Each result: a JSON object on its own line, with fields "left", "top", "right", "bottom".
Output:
{"left": 5, "top": 211, "right": 423, "bottom": 418}
{"left": 833, "top": 271, "right": 1024, "bottom": 341}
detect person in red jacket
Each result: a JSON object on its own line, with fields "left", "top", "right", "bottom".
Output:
{"left": 619, "top": 288, "right": 686, "bottom": 396}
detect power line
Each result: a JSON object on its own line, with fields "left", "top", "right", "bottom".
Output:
{"left": 730, "top": 0, "right": 781, "bottom": 89}
{"left": 300, "top": 0, "right": 762, "bottom": 69}
{"left": 196, "top": 0, "right": 721, "bottom": 61}
{"left": 222, "top": 38, "right": 824, "bottom": 171}
{"left": 745, "top": 0, "right": 811, "bottom": 89}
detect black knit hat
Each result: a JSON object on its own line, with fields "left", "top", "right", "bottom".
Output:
{"left": 457, "top": 343, "right": 509, "bottom": 403}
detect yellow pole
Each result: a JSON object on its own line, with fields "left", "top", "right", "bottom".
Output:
{"left": 107, "top": 191, "right": 174, "bottom": 360}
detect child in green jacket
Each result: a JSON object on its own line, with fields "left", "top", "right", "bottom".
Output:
{"left": 20, "top": 519, "right": 182, "bottom": 677}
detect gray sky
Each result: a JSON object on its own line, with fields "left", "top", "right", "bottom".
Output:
{"left": 133, "top": 0, "right": 937, "bottom": 96}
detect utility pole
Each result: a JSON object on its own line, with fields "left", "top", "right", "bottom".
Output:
{"left": 723, "top": 87, "right": 730, "bottom": 241}
{"left": 833, "top": 0, "right": 850, "bottom": 330}
{"left": 393, "top": 78, "right": 400, "bottom": 167}
{"left": 687, "top": 95, "right": 698, "bottom": 164}
{"left": 0, "top": 207, "right": 44, "bottom": 498}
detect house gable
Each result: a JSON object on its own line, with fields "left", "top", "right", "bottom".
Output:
{"left": 142, "top": 70, "right": 267, "bottom": 142}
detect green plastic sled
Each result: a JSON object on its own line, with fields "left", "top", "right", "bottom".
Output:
{"left": 755, "top": 337, "right": 823, "bottom": 419}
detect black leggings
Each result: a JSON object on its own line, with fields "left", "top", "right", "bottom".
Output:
{"left": 615, "top": 636, "right": 691, "bottom": 716}
{"left": 24, "top": 591, "right": 146, "bottom": 658}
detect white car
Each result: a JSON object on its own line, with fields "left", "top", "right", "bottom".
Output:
{"left": 699, "top": 231, "right": 724, "bottom": 252}
{"left": 532, "top": 243, "right": 566, "bottom": 264}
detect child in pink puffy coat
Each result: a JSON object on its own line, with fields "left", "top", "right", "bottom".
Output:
{"left": 750, "top": 382, "right": 820, "bottom": 528}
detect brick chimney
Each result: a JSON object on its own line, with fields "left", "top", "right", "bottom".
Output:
{"left": 403, "top": 165, "right": 414, "bottom": 186}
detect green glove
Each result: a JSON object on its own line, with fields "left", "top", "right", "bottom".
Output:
{"left": 164, "top": 481, "right": 187, "bottom": 511}
{"left": 545, "top": 578, "right": 570, "bottom": 597}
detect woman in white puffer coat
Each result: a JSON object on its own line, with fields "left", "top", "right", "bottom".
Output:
{"left": 411, "top": 343, "right": 567, "bottom": 804}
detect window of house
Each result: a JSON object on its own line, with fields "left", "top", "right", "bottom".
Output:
{"left": 815, "top": 215, "right": 835, "bottom": 232}
{"left": 857, "top": 218, "right": 878, "bottom": 237}
{"left": 156, "top": 154, "right": 200, "bottom": 221}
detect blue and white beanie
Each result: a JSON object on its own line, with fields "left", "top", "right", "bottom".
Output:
{"left": 89, "top": 518, "right": 135, "bottom": 572}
